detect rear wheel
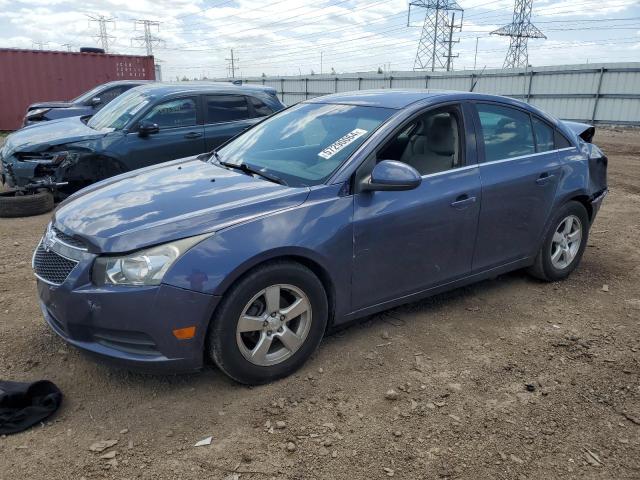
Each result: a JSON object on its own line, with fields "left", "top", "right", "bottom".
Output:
{"left": 528, "top": 201, "right": 589, "bottom": 282}
{"left": 208, "top": 261, "right": 328, "bottom": 384}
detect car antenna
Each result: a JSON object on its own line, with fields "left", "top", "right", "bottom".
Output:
{"left": 470, "top": 65, "right": 486, "bottom": 93}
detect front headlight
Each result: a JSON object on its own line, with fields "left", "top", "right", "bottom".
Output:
{"left": 92, "top": 234, "right": 210, "bottom": 286}
{"left": 27, "top": 108, "right": 51, "bottom": 119}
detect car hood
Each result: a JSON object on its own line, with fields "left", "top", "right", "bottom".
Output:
{"left": 4, "top": 116, "right": 105, "bottom": 153}
{"left": 28, "top": 101, "right": 75, "bottom": 109}
{"left": 53, "top": 158, "right": 310, "bottom": 253}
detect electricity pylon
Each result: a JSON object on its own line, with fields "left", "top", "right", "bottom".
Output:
{"left": 408, "top": 0, "right": 464, "bottom": 72}
{"left": 131, "top": 20, "right": 165, "bottom": 56}
{"left": 88, "top": 15, "right": 115, "bottom": 53}
{"left": 491, "top": 0, "right": 546, "bottom": 68}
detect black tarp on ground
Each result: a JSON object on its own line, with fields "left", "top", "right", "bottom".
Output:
{"left": 0, "top": 380, "right": 62, "bottom": 434}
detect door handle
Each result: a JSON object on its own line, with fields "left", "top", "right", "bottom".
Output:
{"left": 184, "top": 132, "right": 203, "bottom": 139}
{"left": 536, "top": 173, "right": 555, "bottom": 185}
{"left": 450, "top": 194, "right": 477, "bottom": 209}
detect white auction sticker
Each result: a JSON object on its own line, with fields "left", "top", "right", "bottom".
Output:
{"left": 318, "top": 128, "right": 368, "bottom": 159}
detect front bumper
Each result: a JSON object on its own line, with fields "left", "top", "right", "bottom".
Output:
{"left": 37, "top": 278, "right": 220, "bottom": 374}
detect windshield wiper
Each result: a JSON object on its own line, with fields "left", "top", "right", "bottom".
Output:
{"left": 218, "top": 160, "right": 288, "bottom": 186}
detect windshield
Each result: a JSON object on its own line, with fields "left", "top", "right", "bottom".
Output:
{"left": 72, "top": 84, "right": 105, "bottom": 104}
{"left": 216, "top": 102, "right": 393, "bottom": 187}
{"left": 87, "top": 89, "right": 151, "bottom": 132}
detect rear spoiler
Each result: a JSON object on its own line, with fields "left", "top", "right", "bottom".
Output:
{"left": 561, "top": 120, "right": 595, "bottom": 143}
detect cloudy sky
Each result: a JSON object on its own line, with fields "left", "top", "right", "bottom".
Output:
{"left": 0, "top": 0, "right": 638, "bottom": 79}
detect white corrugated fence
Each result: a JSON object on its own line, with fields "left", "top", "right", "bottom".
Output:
{"left": 229, "top": 63, "right": 640, "bottom": 125}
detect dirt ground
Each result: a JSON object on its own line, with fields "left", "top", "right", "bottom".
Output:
{"left": 0, "top": 129, "right": 638, "bottom": 480}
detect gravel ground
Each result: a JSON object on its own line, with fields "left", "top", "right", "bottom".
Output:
{"left": 0, "top": 128, "right": 638, "bottom": 480}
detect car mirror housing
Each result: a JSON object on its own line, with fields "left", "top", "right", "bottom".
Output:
{"left": 138, "top": 121, "right": 160, "bottom": 137}
{"left": 90, "top": 96, "right": 102, "bottom": 107}
{"left": 362, "top": 160, "right": 422, "bottom": 192}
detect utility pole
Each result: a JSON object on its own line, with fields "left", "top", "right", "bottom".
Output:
{"left": 408, "top": 0, "right": 464, "bottom": 72}
{"left": 225, "top": 49, "right": 239, "bottom": 78}
{"left": 62, "top": 43, "right": 73, "bottom": 52}
{"left": 473, "top": 37, "right": 479, "bottom": 70}
{"left": 443, "top": 12, "right": 461, "bottom": 71}
{"left": 87, "top": 15, "right": 115, "bottom": 53}
{"left": 131, "top": 19, "right": 165, "bottom": 56}
{"left": 491, "top": 0, "right": 545, "bottom": 68}
{"left": 320, "top": 51, "right": 323, "bottom": 75}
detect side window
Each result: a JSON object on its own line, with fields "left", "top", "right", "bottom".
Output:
{"left": 206, "top": 95, "right": 250, "bottom": 123}
{"left": 249, "top": 96, "right": 273, "bottom": 117}
{"left": 476, "top": 104, "right": 535, "bottom": 162}
{"left": 378, "top": 106, "right": 462, "bottom": 176}
{"left": 141, "top": 98, "right": 197, "bottom": 128}
{"left": 532, "top": 116, "right": 554, "bottom": 152}
{"left": 100, "top": 87, "right": 126, "bottom": 104}
{"left": 554, "top": 130, "right": 572, "bottom": 148}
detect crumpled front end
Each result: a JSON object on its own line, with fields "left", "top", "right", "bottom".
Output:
{"left": 1, "top": 146, "right": 67, "bottom": 189}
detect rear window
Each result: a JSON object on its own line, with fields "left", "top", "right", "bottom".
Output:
{"left": 249, "top": 96, "right": 273, "bottom": 117}
{"left": 206, "top": 95, "right": 250, "bottom": 123}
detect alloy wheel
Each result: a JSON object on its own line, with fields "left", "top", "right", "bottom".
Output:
{"left": 236, "top": 284, "right": 312, "bottom": 366}
{"left": 550, "top": 214, "right": 582, "bottom": 270}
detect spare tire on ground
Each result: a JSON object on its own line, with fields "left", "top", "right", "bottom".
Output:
{"left": 0, "top": 189, "right": 54, "bottom": 217}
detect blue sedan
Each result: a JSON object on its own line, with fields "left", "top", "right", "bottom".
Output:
{"left": 33, "top": 90, "right": 608, "bottom": 384}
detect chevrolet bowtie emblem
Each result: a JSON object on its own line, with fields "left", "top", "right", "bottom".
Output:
{"left": 43, "top": 226, "right": 56, "bottom": 252}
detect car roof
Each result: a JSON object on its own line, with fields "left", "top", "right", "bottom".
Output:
{"left": 130, "top": 81, "right": 277, "bottom": 96}
{"left": 306, "top": 89, "right": 538, "bottom": 112}
{"left": 101, "top": 80, "right": 155, "bottom": 87}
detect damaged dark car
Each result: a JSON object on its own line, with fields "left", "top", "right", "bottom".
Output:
{"left": 0, "top": 82, "right": 284, "bottom": 215}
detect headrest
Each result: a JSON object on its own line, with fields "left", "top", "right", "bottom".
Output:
{"left": 426, "top": 114, "right": 455, "bottom": 156}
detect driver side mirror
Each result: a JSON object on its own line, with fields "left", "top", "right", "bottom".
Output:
{"left": 361, "top": 160, "right": 422, "bottom": 192}
{"left": 90, "top": 96, "right": 102, "bottom": 107}
{"left": 138, "top": 120, "right": 160, "bottom": 137}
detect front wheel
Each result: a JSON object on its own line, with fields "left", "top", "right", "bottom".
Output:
{"left": 208, "top": 261, "right": 328, "bottom": 385}
{"left": 528, "top": 201, "right": 590, "bottom": 282}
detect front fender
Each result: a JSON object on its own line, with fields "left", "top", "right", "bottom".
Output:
{"left": 163, "top": 184, "right": 354, "bottom": 321}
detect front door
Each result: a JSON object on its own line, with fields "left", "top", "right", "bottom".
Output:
{"left": 120, "top": 96, "right": 205, "bottom": 170}
{"left": 351, "top": 104, "right": 481, "bottom": 311}
{"left": 471, "top": 103, "right": 562, "bottom": 271}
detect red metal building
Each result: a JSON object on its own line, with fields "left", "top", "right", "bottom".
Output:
{"left": 0, "top": 49, "right": 156, "bottom": 130}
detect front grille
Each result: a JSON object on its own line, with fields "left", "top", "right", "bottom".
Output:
{"left": 33, "top": 243, "right": 78, "bottom": 285}
{"left": 52, "top": 226, "right": 86, "bottom": 250}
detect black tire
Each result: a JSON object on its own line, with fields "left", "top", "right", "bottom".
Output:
{"left": 208, "top": 261, "right": 328, "bottom": 385}
{"left": 528, "top": 201, "right": 590, "bottom": 282}
{"left": 0, "top": 189, "right": 54, "bottom": 217}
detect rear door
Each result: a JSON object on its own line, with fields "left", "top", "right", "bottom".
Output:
{"left": 471, "top": 102, "right": 562, "bottom": 271}
{"left": 120, "top": 96, "right": 205, "bottom": 169}
{"left": 203, "top": 95, "right": 261, "bottom": 150}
